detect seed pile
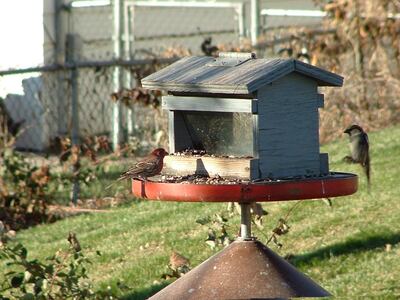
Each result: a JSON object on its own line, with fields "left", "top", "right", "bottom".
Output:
{"left": 169, "top": 149, "right": 253, "bottom": 159}
{"left": 159, "top": 174, "right": 248, "bottom": 184}
{"left": 151, "top": 172, "right": 340, "bottom": 185}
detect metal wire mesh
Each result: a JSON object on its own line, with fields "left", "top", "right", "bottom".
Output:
{"left": 130, "top": 3, "right": 243, "bottom": 57}
{"left": 1, "top": 0, "right": 325, "bottom": 155}
{"left": 0, "top": 0, "right": 333, "bottom": 206}
{"left": 68, "top": 5, "right": 114, "bottom": 61}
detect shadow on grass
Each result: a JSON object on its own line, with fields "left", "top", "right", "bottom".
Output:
{"left": 288, "top": 231, "right": 400, "bottom": 267}
{"left": 120, "top": 281, "right": 170, "bottom": 300}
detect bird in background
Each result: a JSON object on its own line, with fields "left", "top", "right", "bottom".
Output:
{"left": 201, "top": 37, "right": 219, "bottom": 57}
{"left": 169, "top": 251, "right": 190, "bottom": 270}
{"left": 106, "top": 148, "right": 168, "bottom": 189}
{"left": 343, "top": 124, "right": 370, "bottom": 187}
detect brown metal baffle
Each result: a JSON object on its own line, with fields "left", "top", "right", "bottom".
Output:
{"left": 149, "top": 214, "right": 330, "bottom": 300}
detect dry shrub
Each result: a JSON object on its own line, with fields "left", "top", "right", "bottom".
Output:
{"left": 256, "top": 0, "right": 400, "bottom": 142}
{"left": 118, "top": 0, "right": 400, "bottom": 144}
{"left": 310, "top": 0, "right": 400, "bottom": 141}
{"left": 320, "top": 75, "right": 400, "bottom": 142}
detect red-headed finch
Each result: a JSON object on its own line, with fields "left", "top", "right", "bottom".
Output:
{"left": 119, "top": 148, "right": 168, "bottom": 181}
{"left": 106, "top": 148, "right": 168, "bottom": 189}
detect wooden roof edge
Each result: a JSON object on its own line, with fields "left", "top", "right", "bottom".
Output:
{"left": 141, "top": 57, "right": 344, "bottom": 93}
{"left": 246, "top": 59, "right": 295, "bottom": 93}
{"left": 141, "top": 56, "right": 212, "bottom": 82}
{"left": 294, "top": 60, "right": 344, "bottom": 87}
{"left": 141, "top": 81, "right": 250, "bottom": 94}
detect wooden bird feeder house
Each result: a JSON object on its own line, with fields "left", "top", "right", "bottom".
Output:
{"left": 142, "top": 52, "right": 343, "bottom": 180}
{"left": 135, "top": 53, "right": 358, "bottom": 299}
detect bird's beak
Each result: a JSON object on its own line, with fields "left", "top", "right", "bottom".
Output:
{"left": 343, "top": 128, "right": 350, "bottom": 134}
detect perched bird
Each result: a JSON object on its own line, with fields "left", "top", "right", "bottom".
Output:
{"left": 201, "top": 37, "right": 218, "bottom": 57}
{"left": 277, "top": 47, "right": 293, "bottom": 58}
{"left": 169, "top": 251, "right": 190, "bottom": 270}
{"left": 343, "top": 124, "right": 370, "bottom": 187}
{"left": 296, "top": 49, "right": 311, "bottom": 64}
{"left": 117, "top": 148, "right": 168, "bottom": 182}
{"left": 106, "top": 148, "right": 167, "bottom": 190}
{"left": 67, "top": 232, "right": 81, "bottom": 252}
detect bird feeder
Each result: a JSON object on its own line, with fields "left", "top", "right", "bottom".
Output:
{"left": 143, "top": 52, "right": 342, "bottom": 180}
{"left": 134, "top": 53, "right": 358, "bottom": 299}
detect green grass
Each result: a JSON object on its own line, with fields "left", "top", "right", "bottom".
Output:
{"left": 3, "top": 125, "right": 400, "bottom": 298}
{"left": 49, "top": 162, "right": 129, "bottom": 204}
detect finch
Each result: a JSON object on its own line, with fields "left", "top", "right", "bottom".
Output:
{"left": 169, "top": 251, "right": 190, "bottom": 270}
{"left": 106, "top": 148, "right": 168, "bottom": 190}
{"left": 201, "top": 37, "right": 218, "bottom": 57}
{"left": 343, "top": 124, "right": 370, "bottom": 187}
{"left": 117, "top": 148, "right": 168, "bottom": 181}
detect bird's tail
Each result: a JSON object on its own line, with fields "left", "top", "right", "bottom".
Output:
{"left": 364, "top": 155, "right": 371, "bottom": 189}
{"left": 105, "top": 182, "right": 115, "bottom": 190}
{"left": 105, "top": 175, "right": 126, "bottom": 190}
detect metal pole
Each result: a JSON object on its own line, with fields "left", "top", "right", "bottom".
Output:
{"left": 240, "top": 203, "right": 252, "bottom": 240}
{"left": 112, "top": 0, "right": 123, "bottom": 151}
{"left": 54, "top": 0, "right": 66, "bottom": 64}
{"left": 71, "top": 67, "right": 80, "bottom": 206}
{"left": 55, "top": 0, "right": 68, "bottom": 136}
{"left": 66, "top": 34, "right": 80, "bottom": 206}
{"left": 237, "top": 3, "right": 245, "bottom": 40}
{"left": 250, "top": 0, "right": 260, "bottom": 46}
{"left": 124, "top": 4, "right": 133, "bottom": 137}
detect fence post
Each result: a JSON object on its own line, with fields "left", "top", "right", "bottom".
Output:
{"left": 237, "top": 3, "right": 245, "bottom": 40}
{"left": 66, "top": 34, "right": 81, "bottom": 206}
{"left": 250, "top": 0, "right": 260, "bottom": 46}
{"left": 54, "top": 0, "right": 68, "bottom": 136}
{"left": 112, "top": 0, "right": 123, "bottom": 151}
{"left": 123, "top": 3, "right": 134, "bottom": 137}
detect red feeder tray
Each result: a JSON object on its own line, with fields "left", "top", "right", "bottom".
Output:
{"left": 132, "top": 172, "right": 357, "bottom": 202}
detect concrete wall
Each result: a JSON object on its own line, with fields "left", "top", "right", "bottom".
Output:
{"left": 4, "top": 77, "right": 49, "bottom": 151}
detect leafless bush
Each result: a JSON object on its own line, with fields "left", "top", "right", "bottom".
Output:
{"left": 255, "top": 0, "right": 400, "bottom": 142}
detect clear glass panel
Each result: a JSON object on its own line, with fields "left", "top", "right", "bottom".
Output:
{"left": 182, "top": 111, "right": 253, "bottom": 157}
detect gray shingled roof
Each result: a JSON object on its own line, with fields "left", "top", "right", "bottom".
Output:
{"left": 141, "top": 55, "right": 343, "bottom": 94}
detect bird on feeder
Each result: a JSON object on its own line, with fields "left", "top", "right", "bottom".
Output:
{"left": 343, "top": 125, "right": 370, "bottom": 187}
{"left": 201, "top": 37, "right": 219, "bottom": 57}
{"left": 107, "top": 148, "right": 168, "bottom": 189}
{"left": 118, "top": 148, "right": 168, "bottom": 180}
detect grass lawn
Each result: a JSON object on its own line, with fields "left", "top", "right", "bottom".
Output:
{"left": 2, "top": 125, "right": 400, "bottom": 299}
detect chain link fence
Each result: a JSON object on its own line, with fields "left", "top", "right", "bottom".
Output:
{"left": 0, "top": 0, "right": 329, "bottom": 205}
{"left": 2, "top": 0, "right": 399, "bottom": 209}
{"left": 0, "top": 0, "right": 326, "bottom": 154}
